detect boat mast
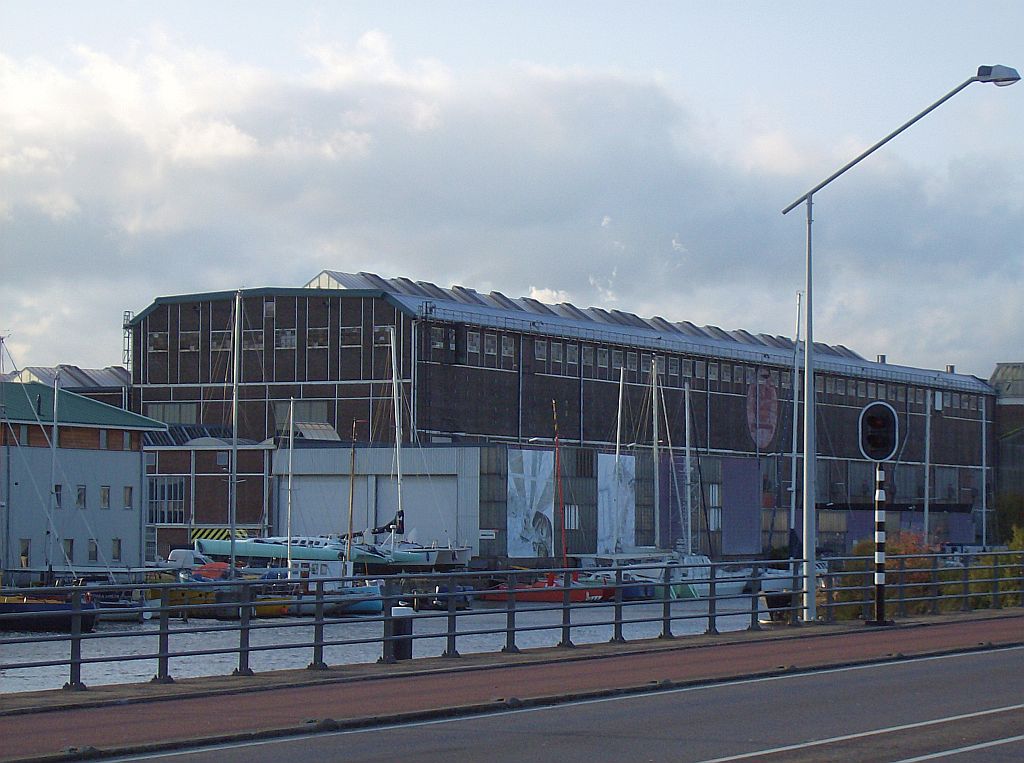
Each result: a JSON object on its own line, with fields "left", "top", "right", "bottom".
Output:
{"left": 651, "top": 358, "right": 660, "bottom": 549}
{"left": 286, "top": 397, "right": 294, "bottom": 574}
{"left": 614, "top": 366, "right": 624, "bottom": 553}
{"left": 924, "top": 389, "right": 932, "bottom": 542}
{"left": 552, "top": 399, "right": 566, "bottom": 567}
{"left": 684, "top": 381, "right": 693, "bottom": 555}
{"left": 230, "top": 289, "right": 241, "bottom": 570}
{"left": 345, "top": 419, "right": 357, "bottom": 563}
{"left": 388, "top": 326, "right": 404, "bottom": 540}
{"left": 658, "top": 380, "right": 686, "bottom": 557}
{"left": 47, "top": 369, "right": 60, "bottom": 577}
{"left": 0, "top": 337, "right": 6, "bottom": 585}
{"left": 615, "top": 366, "right": 624, "bottom": 464}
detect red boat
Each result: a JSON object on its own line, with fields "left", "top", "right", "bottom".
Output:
{"left": 478, "top": 573, "right": 608, "bottom": 603}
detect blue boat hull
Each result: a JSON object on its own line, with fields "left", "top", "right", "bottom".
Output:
{"left": 0, "top": 599, "right": 98, "bottom": 632}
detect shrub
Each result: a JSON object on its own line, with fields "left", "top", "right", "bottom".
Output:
{"left": 824, "top": 532, "right": 953, "bottom": 620}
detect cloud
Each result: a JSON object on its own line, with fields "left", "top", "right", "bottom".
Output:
{"left": 0, "top": 32, "right": 1021, "bottom": 380}
{"left": 528, "top": 286, "right": 572, "bottom": 304}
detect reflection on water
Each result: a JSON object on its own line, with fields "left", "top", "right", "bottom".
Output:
{"left": 0, "top": 599, "right": 758, "bottom": 693}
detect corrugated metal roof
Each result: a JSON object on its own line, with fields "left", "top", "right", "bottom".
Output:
{"left": 991, "top": 363, "right": 1024, "bottom": 398}
{"left": 305, "top": 270, "right": 993, "bottom": 394}
{"left": 294, "top": 422, "right": 342, "bottom": 441}
{"left": 0, "top": 382, "right": 165, "bottom": 430}
{"left": 144, "top": 424, "right": 234, "bottom": 447}
{"left": 3, "top": 365, "right": 129, "bottom": 389}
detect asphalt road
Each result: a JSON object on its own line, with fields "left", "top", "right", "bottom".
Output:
{"left": 117, "top": 645, "right": 1024, "bottom": 763}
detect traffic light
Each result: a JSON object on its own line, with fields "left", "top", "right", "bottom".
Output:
{"left": 859, "top": 401, "right": 898, "bottom": 462}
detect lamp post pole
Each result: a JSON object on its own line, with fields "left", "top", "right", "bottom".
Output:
{"left": 782, "top": 65, "right": 1019, "bottom": 623}
{"left": 801, "top": 195, "right": 815, "bottom": 623}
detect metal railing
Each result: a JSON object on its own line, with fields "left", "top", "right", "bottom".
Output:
{"left": 818, "top": 550, "right": 1024, "bottom": 622}
{"left": 1, "top": 552, "right": 1020, "bottom": 693}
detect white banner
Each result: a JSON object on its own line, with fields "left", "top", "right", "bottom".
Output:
{"left": 597, "top": 453, "right": 636, "bottom": 554}
{"left": 506, "top": 449, "right": 554, "bottom": 557}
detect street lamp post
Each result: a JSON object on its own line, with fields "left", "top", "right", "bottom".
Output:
{"left": 782, "top": 65, "right": 1019, "bottom": 622}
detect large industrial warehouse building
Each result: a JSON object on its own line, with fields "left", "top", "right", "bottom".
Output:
{"left": 127, "top": 271, "right": 996, "bottom": 563}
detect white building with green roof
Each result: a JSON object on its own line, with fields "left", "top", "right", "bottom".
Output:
{"left": 1, "top": 381, "right": 166, "bottom": 583}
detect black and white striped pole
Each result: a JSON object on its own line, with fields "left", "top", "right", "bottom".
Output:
{"left": 870, "top": 464, "right": 893, "bottom": 626}
{"left": 859, "top": 401, "right": 898, "bottom": 627}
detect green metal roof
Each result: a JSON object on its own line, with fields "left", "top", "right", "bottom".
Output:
{"left": 0, "top": 382, "right": 166, "bottom": 431}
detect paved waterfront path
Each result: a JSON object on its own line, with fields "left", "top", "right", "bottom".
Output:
{"left": 2, "top": 610, "right": 1023, "bottom": 762}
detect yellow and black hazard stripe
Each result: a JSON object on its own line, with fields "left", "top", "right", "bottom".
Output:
{"left": 189, "top": 527, "right": 250, "bottom": 542}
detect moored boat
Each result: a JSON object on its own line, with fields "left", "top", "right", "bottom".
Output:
{"left": 0, "top": 593, "right": 98, "bottom": 632}
{"left": 478, "top": 572, "right": 606, "bottom": 603}
{"left": 576, "top": 570, "right": 657, "bottom": 601}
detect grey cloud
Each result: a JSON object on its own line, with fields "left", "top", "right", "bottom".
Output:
{"left": 1, "top": 42, "right": 1020, "bottom": 379}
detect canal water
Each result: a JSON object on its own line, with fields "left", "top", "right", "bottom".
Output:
{"left": 1, "top": 599, "right": 762, "bottom": 693}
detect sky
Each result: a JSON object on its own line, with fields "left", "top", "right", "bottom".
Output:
{"left": 1, "top": 1, "right": 1022, "bottom": 379}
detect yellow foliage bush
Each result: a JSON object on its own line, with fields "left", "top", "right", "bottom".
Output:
{"left": 821, "top": 530, "right": 1024, "bottom": 620}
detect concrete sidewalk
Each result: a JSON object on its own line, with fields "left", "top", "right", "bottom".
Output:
{"left": 2, "top": 609, "right": 1023, "bottom": 762}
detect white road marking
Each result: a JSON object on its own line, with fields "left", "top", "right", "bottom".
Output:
{"left": 891, "top": 733, "right": 1024, "bottom": 762}
{"left": 696, "top": 704, "right": 1024, "bottom": 762}
{"left": 117, "top": 644, "right": 1024, "bottom": 760}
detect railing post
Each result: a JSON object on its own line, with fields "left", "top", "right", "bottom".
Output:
{"left": 152, "top": 587, "right": 173, "bottom": 683}
{"left": 233, "top": 582, "right": 254, "bottom": 676}
{"left": 558, "top": 569, "right": 575, "bottom": 648}
{"left": 789, "top": 563, "right": 801, "bottom": 627}
{"left": 705, "top": 563, "right": 718, "bottom": 635}
{"left": 63, "top": 588, "right": 87, "bottom": 691}
{"left": 960, "top": 560, "right": 971, "bottom": 613}
{"left": 748, "top": 565, "right": 762, "bottom": 631}
{"left": 1015, "top": 553, "right": 1024, "bottom": 606}
{"left": 307, "top": 580, "right": 327, "bottom": 670}
{"left": 443, "top": 577, "right": 461, "bottom": 658}
{"left": 824, "top": 572, "right": 835, "bottom": 623}
{"left": 379, "top": 579, "right": 397, "bottom": 664}
{"left": 610, "top": 567, "right": 625, "bottom": 644}
{"left": 929, "top": 555, "right": 940, "bottom": 615}
{"left": 897, "top": 557, "right": 907, "bottom": 618}
{"left": 660, "top": 563, "right": 674, "bottom": 639}
{"left": 501, "top": 572, "right": 519, "bottom": 654}
{"left": 992, "top": 554, "right": 1002, "bottom": 610}
{"left": 862, "top": 569, "right": 872, "bottom": 621}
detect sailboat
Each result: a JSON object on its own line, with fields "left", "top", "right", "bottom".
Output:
{"left": 0, "top": 359, "right": 100, "bottom": 631}
{"left": 200, "top": 323, "right": 470, "bottom": 575}
{"left": 194, "top": 396, "right": 384, "bottom": 615}
{"left": 357, "top": 325, "right": 471, "bottom": 570}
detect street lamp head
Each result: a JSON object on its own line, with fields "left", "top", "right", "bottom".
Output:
{"left": 976, "top": 65, "right": 1020, "bottom": 86}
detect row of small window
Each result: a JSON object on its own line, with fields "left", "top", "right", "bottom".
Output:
{"left": 521, "top": 338, "right": 780, "bottom": 384}
{"left": 13, "top": 425, "right": 132, "bottom": 450}
{"left": 52, "top": 484, "right": 135, "bottom": 510}
{"left": 144, "top": 400, "right": 334, "bottom": 432}
{"left": 148, "top": 327, "right": 366, "bottom": 353}
{"left": 463, "top": 333, "right": 983, "bottom": 411}
{"left": 469, "top": 333, "right": 781, "bottom": 385}
{"left": 15, "top": 538, "right": 124, "bottom": 568}
{"left": 814, "top": 377, "right": 981, "bottom": 411}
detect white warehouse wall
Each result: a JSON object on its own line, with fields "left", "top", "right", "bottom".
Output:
{"left": 273, "top": 445, "right": 481, "bottom": 553}
{"left": 2, "top": 445, "right": 146, "bottom": 578}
